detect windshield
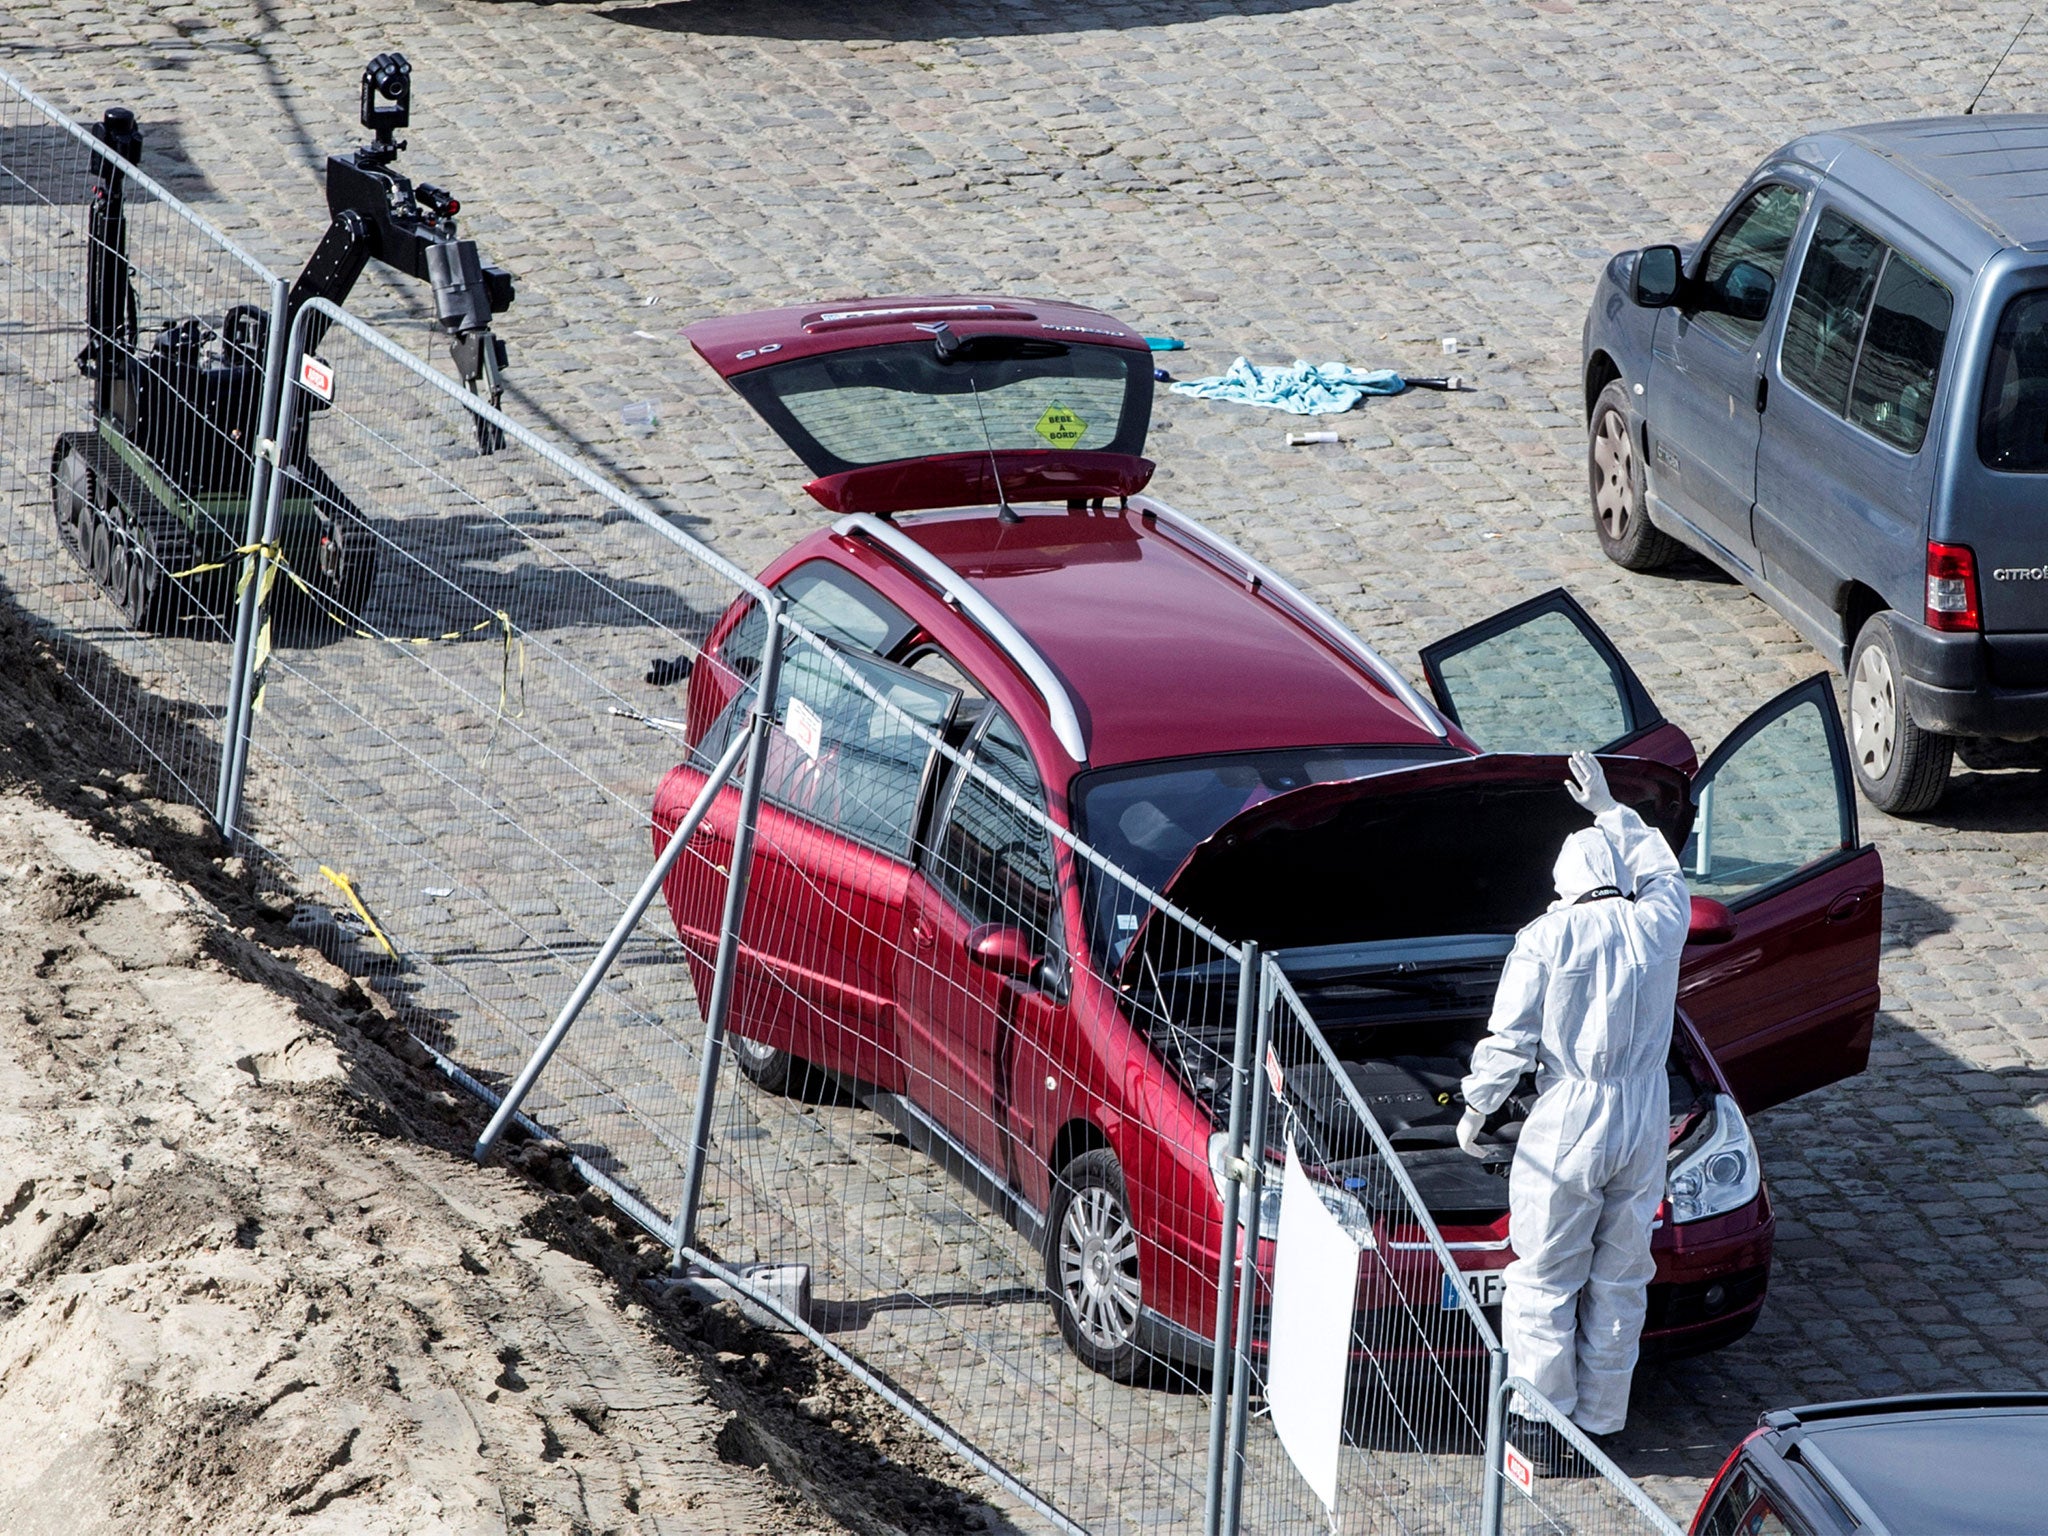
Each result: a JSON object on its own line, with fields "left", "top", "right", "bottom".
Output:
{"left": 1072, "top": 744, "right": 1460, "bottom": 959}
{"left": 730, "top": 339, "right": 1152, "bottom": 476}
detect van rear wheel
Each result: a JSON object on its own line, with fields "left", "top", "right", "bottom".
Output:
{"left": 1848, "top": 613, "right": 1952, "bottom": 815}
{"left": 1588, "top": 381, "right": 1681, "bottom": 572}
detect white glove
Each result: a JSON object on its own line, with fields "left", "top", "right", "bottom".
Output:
{"left": 1566, "top": 750, "right": 1618, "bottom": 816}
{"left": 1456, "top": 1107, "right": 1487, "bottom": 1159}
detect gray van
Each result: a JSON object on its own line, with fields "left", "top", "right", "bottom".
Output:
{"left": 1581, "top": 116, "right": 2048, "bottom": 813}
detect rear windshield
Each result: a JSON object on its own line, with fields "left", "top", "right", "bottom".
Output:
{"left": 730, "top": 338, "right": 1152, "bottom": 476}
{"left": 1072, "top": 745, "right": 1459, "bottom": 957}
{"left": 1980, "top": 290, "right": 2048, "bottom": 472}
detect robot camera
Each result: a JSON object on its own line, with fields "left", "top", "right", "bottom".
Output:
{"left": 359, "top": 52, "right": 411, "bottom": 147}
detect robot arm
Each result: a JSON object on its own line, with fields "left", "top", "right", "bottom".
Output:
{"left": 284, "top": 53, "right": 516, "bottom": 451}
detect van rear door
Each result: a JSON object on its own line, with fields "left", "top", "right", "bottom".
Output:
{"left": 1953, "top": 270, "right": 2048, "bottom": 644}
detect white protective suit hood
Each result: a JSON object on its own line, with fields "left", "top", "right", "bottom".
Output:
{"left": 1549, "top": 825, "right": 1631, "bottom": 908}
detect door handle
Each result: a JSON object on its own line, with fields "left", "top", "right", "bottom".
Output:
{"left": 1754, "top": 374, "right": 1769, "bottom": 414}
{"left": 1826, "top": 889, "right": 1871, "bottom": 923}
{"left": 910, "top": 920, "right": 936, "bottom": 949}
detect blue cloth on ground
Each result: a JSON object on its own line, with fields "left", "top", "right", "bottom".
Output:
{"left": 1169, "top": 357, "right": 1407, "bottom": 415}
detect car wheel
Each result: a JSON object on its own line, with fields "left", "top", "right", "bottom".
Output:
{"left": 1588, "top": 381, "right": 1681, "bottom": 572}
{"left": 1047, "top": 1147, "right": 1146, "bottom": 1382}
{"left": 1848, "top": 613, "right": 1952, "bottom": 814}
{"left": 729, "top": 1032, "right": 801, "bottom": 1094}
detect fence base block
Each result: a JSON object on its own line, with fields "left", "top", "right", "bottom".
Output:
{"left": 653, "top": 1264, "right": 814, "bottom": 1333}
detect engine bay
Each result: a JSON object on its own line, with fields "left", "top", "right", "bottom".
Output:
{"left": 1139, "top": 933, "right": 1717, "bottom": 1224}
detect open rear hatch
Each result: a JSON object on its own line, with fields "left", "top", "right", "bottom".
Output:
{"left": 685, "top": 296, "right": 1157, "bottom": 515}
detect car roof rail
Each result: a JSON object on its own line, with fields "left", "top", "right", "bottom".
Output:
{"left": 1134, "top": 498, "right": 1450, "bottom": 739}
{"left": 831, "top": 512, "right": 1090, "bottom": 763}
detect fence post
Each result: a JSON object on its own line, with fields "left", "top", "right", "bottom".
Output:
{"left": 214, "top": 275, "right": 293, "bottom": 840}
{"left": 1220, "top": 953, "right": 1278, "bottom": 1536}
{"left": 473, "top": 724, "right": 755, "bottom": 1161}
{"left": 671, "top": 599, "right": 786, "bottom": 1262}
{"left": 1204, "top": 941, "right": 1258, "bottom": 1536}
{"left": 1481, "top": 1343, "right": 1508, "bottom": 1536}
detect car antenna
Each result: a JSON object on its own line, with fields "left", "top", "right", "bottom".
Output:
{"left": 969, "top": 379, "right": 1021, "bottom": 524}
{"left": 923, "top": 320, "right": 1022, "bottom": 526}
{"left": 1967, "top": 10, "right": 2032, "bottom": 113}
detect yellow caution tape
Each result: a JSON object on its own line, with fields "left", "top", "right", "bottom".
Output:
{"left": 319, "top": 865, "right": 396, "bottom": 958}
{"left": 170, "top": 542, "right": 525, "bottom": 718}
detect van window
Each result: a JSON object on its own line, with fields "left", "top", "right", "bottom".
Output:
{"left": 1782, "top": 212, "right": 1952, "bottom": 453}
{"left": 1694, "top": 183, "right": 1807, "bottom": 344}
{"left": 1979, "top": 290, "right": 2048, "bottom": 472}
{"left": 1847, "top": 254, "right": 1952, "bottom": 452}
{"left": 1782, "top": 212, "right": 1885, "bottom": 414}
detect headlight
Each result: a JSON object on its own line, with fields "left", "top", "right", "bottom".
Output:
{"left": 1209, "top": 1132, "right": 1284, "bottom": 1233}
{"left": 1666, "top": 1093, "right": 1760, "bottom": 1224}
{"left": 1208, "top": 1133, "right": 1372, "bottom": 1245}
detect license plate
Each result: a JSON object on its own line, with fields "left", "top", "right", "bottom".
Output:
{"left": 1440, "top": 1268, "right": 1506, "bottom": 1310}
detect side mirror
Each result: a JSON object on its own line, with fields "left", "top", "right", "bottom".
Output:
{"left": 1631, "top": 245, "right": 1683, "bottom": 309}
{"left": 965, "top": 922, "right": 1043, "bottom": 980}
{"left": 1710, "top": 259, "right": 1775, "bottom": 323}
{"left": 1687, "top": 896, "right": 1736, "bottom": 946}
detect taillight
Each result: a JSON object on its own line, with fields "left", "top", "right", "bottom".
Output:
{"left": 1926, "top": 542, "right": 1981, "bottom": 633}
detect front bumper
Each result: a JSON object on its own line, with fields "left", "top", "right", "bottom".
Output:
{"left": 1894, "top": 622, "right": 2048, "bottom": 739}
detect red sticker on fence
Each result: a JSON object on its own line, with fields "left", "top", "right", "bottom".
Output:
{"left": 1503, "top": 1440, "right": 1535, "bottom": 1494}
{"left": 1264, "top": 1044, "right": 1285, "bottom": 1099}
{"left": 299, "top": 354, "right": 334, "bottom": 401}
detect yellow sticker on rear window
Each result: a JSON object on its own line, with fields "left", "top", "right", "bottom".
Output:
{"left": 1034, "top": 403, "right": 1088, "bottom": 449}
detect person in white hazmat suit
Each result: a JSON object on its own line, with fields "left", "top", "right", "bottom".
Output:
{"left": 1457, "top": 751, "right": 1689, "bottom": 1442}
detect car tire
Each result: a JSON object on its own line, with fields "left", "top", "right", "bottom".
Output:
{"left": 1848, "top": 613, "right": 1952, "bottom": 815}
{"left": 1588, "top": 381, "right": 1682, "bottom": 572}
{"left": 729, "top": 1032, "right": 804, "bottom": 1095}
{"left": 1046, "top": 1147, "right": 1147, "bottom": 1382}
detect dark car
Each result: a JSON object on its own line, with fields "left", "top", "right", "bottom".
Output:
{"left": 1582, "top": 116, "right": 2048, "bottom": 814}
{"left": 1690, "top": 1393, "right": 2048, "bottom": 1534}
{"left": 655, "top": 295, "right": 1884, "bottom": 1377}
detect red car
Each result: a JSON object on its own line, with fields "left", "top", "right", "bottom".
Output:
{"left": 654, "top": 296, "right": 1882, "bottom": 1379}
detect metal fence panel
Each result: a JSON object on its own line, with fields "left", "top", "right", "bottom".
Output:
{"left": 0, "top": 66, "right": 283, "bottom": 818}
{"left": 228, "top": 301, "right": 765, "bottom": 1238}
{"left": 674, "top": 608, "right": 1256, "bottom": 1533}
{"left": 1218, "top": 962, "right": 1504, "bottom": 1533}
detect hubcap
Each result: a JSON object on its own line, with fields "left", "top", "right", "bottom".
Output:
{"left": 733, "top": 1034, "right": 777, "bottom": 1066}
{"left": 1058, "top": 1183, "right": 1140, "bottom": 1352}
{"left": 1851, "top": 642, "right": 1899, "bottom": 781}
{"left": 1591, "top": 411, "right": 1635, "bottom": 539}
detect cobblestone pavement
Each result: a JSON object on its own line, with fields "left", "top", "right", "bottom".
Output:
{"left": 7, "top": 0, "right": 2048, "bottom": 1526}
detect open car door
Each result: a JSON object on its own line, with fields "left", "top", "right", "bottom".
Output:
{"left": 1418, "top": 588, "right": 1699, "bottom": 772}
{"left": 1676, "top": 675, "right": 1882, "bottom": 1112}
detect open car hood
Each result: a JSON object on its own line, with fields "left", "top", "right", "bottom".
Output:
{"left": 1143, "top": 753, "right": 1694, "bottom": 958}
{"left": 684, "top": 295, "right": 1156, "bottom": 515}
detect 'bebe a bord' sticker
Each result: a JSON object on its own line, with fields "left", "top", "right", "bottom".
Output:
{"left": 1034, "top": 403, "right": 1087, "bottom": 448}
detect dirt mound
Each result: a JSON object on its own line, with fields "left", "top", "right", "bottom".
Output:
{"left": 0, "top": 599, "right": 1010, "bottom": 1532}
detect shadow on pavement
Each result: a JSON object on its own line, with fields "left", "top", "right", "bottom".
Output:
{"left": 590, "top": 0, "right": 1343, "bottom": 41}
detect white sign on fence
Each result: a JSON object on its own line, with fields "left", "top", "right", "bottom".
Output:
{"left": 1268, "top": 1139, "right": 1361, "bottom": 1516}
